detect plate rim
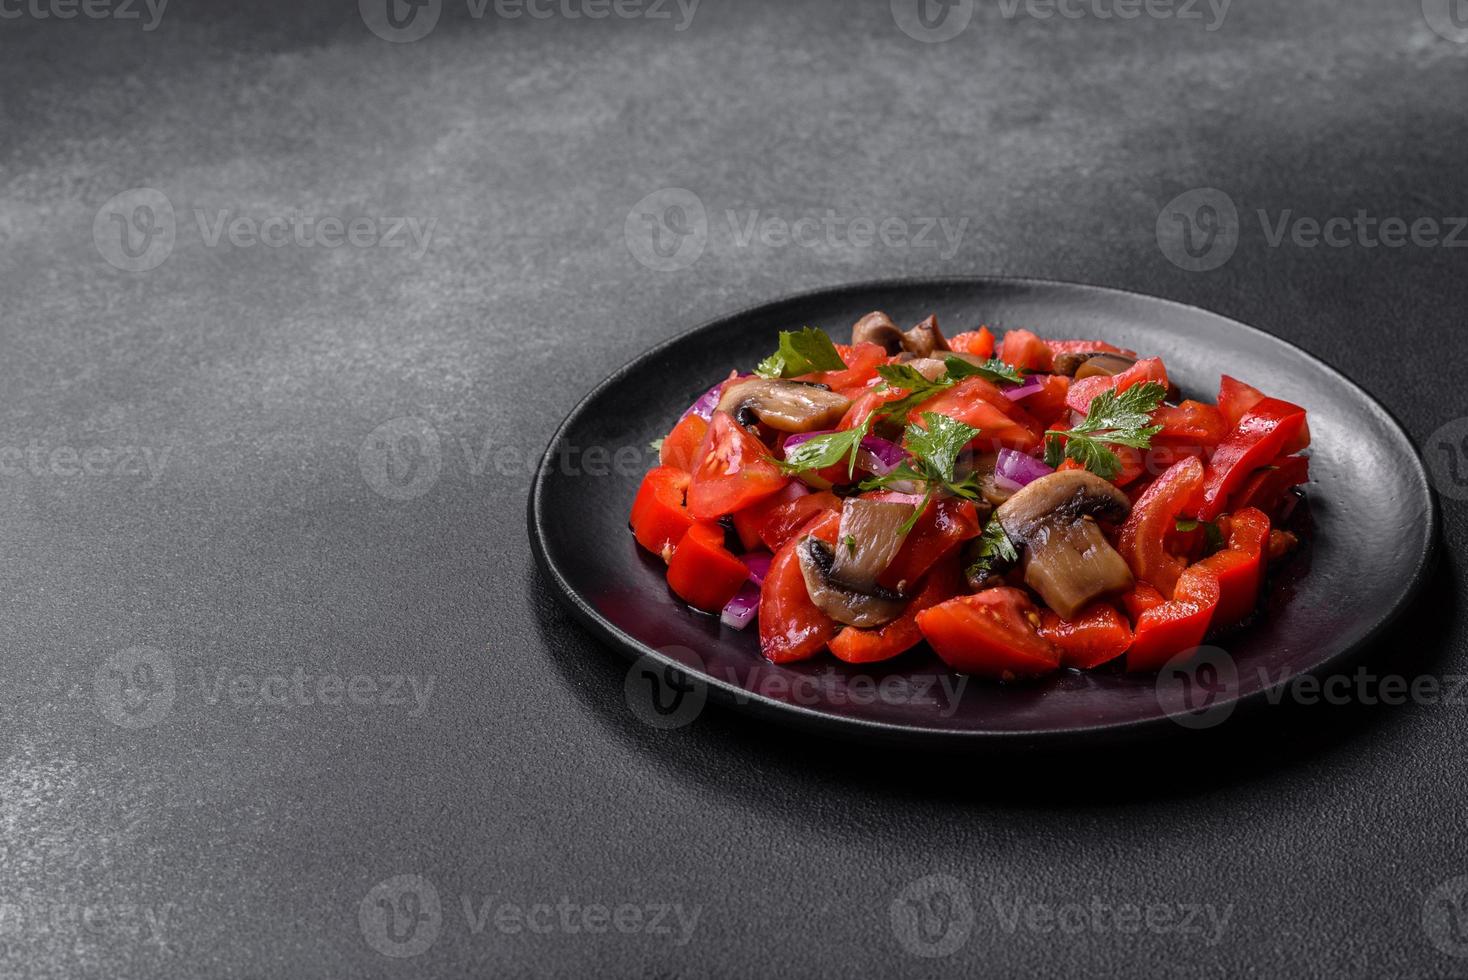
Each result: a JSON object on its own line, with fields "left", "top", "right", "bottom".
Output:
{"left": 528, "top": 275, "right": 1442, "bottom": 746}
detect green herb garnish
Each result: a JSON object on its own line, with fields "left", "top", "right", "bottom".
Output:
{"left": 1044, "top": 382, "right": 1167, "bottom": 481}
{"left": 1175, "top": 517, "right": 1226, "bottom": 555}
{"left": 648, "top": 437, "right": 665, "bottom": 454}
{"left": 755, "top": 327, "right": 848, "bottom": 379}
{"left": 943, "top": 356, "right": 1025, "bottom": 386}
{"left": 776, "top": 417, "right": 872, "bottom": 478}
{"left": 843, "top": 535, "right": 858, "bottom": 557}
{"left": 965, "top": 517, "right": 1019, "bottom": 581}
{"left": 861, "top": 413, "right": 986, "bottom": 534}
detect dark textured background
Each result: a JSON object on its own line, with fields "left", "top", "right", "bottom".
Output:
{"left": 2, "top": 0, "right": 1466, "bottom": 976}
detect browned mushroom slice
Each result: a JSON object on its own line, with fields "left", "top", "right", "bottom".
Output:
{"left": 852, "top": 312, "right": 906, "bottom": 353}
{"left": 1051, "top": 351, "right": 1137, "bottom": 378}
{"left": 715, "top": 379, "right": 851, "bottom": 433}
{"left": 901, "top": 315, "right": 950, "bottom": 358}
{"left": 797, "top": 536, "right": 908, "bottom": 628}
{"left": 996, "top": 470, "right": 1135, "bottom": 620}
{"left": 828, "top": 498, "right": 916, "bottom": 592}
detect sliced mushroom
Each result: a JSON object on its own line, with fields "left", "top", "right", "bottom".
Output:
{"left": 901, "top": 315, "right": 950, "bottom": 358}
{"left": 968, "top": 454, "right": 1017, "bottom": 508}
{"left": 715, "top": 379, "right": 851, "bottom": 433}
{"left": 797, "top": 536, "right": 908, "bottom": 628}
{"left": 996, "top": 471, "right": 1135, "bottom": 620}
{"left": 852, "top": 312, "right": 906, "bottom": 354}
{"left": 892, "top": 355, "right": 950, "bottom": 382}
{"left": 1052, "top": 351, "right": 1136, "bottom": 378}
{"left": 829, "top": 498, "right": 915, "bottom": 593}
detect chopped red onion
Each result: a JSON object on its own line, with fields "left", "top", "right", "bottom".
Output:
{"left": 1003, "top": 376, "right": 1047, "bottom": 402}
{"left": 856, "top": 436, "right": 907, "bottom": 476}
{"left": 742, "top": 552, "right": 773, "bottom": 586}
{"left": 720, "top": 583, "right": 761, "bottom": 630}
{"left": 994, "top": 448, "right": 1054, "bottom": 490}
{"left": 681, "top": 373, "right": 749, "bottom": 421}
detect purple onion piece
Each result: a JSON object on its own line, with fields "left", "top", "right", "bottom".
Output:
{"left": 681, "top": 373, "right": 750, "bottom": 422}
{"left": 1003, "top": 376, "right": 1047, "bottom": 402}
{"left": 742, "top": 552, "right": 773, "bottom": 586}
{"left": 720, "top": 583, "right": 761, "bottom": 630}
{"left": 994, "top": 448, "right": 1054, "bottom": 489}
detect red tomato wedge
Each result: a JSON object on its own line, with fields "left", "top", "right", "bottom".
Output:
{"left": 1218, "top": 375, "right": 1266, "bottom": 430}
{"left": 1198, "top": 398, "right": 1309, "bottom": 521}
{"left": 1014, "top": 374, "right": 1072, "bottom": 430}
{"left": 1191, "top": 507, "right": 1270, "bottom": 627}
{"left": 666, "top": 521, "right": 749, "bottom": 613}
{"left": 917, "top": 587, "right": 1062, "bottom": 680}
{"left": 1044, "top": 339, "right": 1138, "bottom": 358}
{"left": 733, "top": 489, "right": 842, "bottom": 553}
{"left": 1065, "top": 357, "right": 1170, "bottom": 416}
{"left": 686, "top": 412, "right": 790, "bottom": 520}
{"left": 659, "top": 414, "right": 708, "bottom": 472}
{"left": 908, "top": 378, "right": 1043, "bottom": 453}
{"left": 759, "top": 511, "right": 841, "bottom": 664}
{"left": 1116, "top": 456, "right": 1205, "bottom": 597}
{"left": 1126, "top": 564, "right": 1220, "bottom": 672}
{"left": 1151, "top": 401, "right": 1226, "bottom": 456}
{"left": 998, "top": 329, "right": 1054, "bottom": 373}
{"left": 797, "top": 342, "right": 887, "bottom": 393}
{"left": 630, "top": 466, "right": 694, "bottom": 560}
{"left": 949, "top": 327, "right": 996, "bottom": 358}
{"left": 827, "top": 556, "right": 964, "bottom": 664}
{"left": 1038, "top": 603, "right": 1133, "bottom": 670}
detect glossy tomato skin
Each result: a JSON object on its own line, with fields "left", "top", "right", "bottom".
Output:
{"left": 998, "top": 329, "right": 1054, "bottom": 373}
{"left": 1198, "top": 398, "right": 1309, "bottom": 521}
{"left": 797, "top": 342, "right": 887, "bottom": 395}
{"left": 908, "top": 378, "right": 1042, "bottom": 453}
{"left": 917, "top": 587, "right": 1062, "bottom": 680}
{"left": 827, "top": 555, "right": 964, "bottom": 664}
{"left": 1116, "top": 456, "right": 1205, "bottom": 598}
{"left": 1192, "top": 507, "right": 1270, "bottom": 627}
{"left": 949, "top": 327, "right": 996, "bottom": 358}
{"left": 1038, "top": 603, "right": 1133, "bottom": 670}
{"left": 630, "top": 466, "right": 694, "bottom": 560}
{"left": 1151, "top": 401, "right": 1226, "bottom": 457}
{"left": 686, "top": 412, "right": 790, "bottom": 521}
{"left": 1126, "top": 564, "right": 1220, "bottom": 672}
{"left": 1066, "top": 357, "right": 1170, "bottom": 415}
{"left": 759, "top": 511, "right": 841, "bottom": 664}
{"left": 1044, "top": 339, "right": 1138, "bottom": 358}
{"left": 732, "top": 490, "right": 841, "bottom": 553}
{"left": 659, "top": 414, "right": 708, "bottom": 472}
{"left": 666, "top": 521, "right": 749, "bottom": 613}
{"left": 1218, "top": 375, "right": 1266, "bottom": 430}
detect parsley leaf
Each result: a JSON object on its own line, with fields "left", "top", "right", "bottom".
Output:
{"left": 943, "top": 356, "right": 1025, "bottom": 386}
{"left": 1044, "top": 381, "right": 1167, "bottom": 480}
{"left": 965, "top": 517, "right": 1019, "bottom": 581}
{"left": 1174, "top": 518, "right": 1200, "bottom": 532}
{"left": 843, "top": 535, "right": 858, "bottom": 557}
{"left": 648, "top": 437, "right": 665, "bottom": 454}
{"left": 776, "top": 417, "right": 872, "bottom": 477}
{"left": 905, "top": 412, "right": 978, "bottom": 483}
{"left": 755, "top": 327, "right": 848, "bottom": 379}
{"left": 1176, "top": 517, "right": 1225, "bottom": 554}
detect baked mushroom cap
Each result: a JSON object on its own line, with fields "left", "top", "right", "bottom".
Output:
{"left": 796, "top": 535, "right": 908, "bottom": 629}
{"left": 715, "top": 379, "right": 851, "bottom": 433}
{"left": 995, "top": 470, "right": 1135, "bottom": 620}
{"left": 851, "top": 312, "right": 951, "bottom": 358}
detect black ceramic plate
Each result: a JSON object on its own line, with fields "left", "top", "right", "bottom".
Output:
{"left": 530, "top": 278, "right": 1438, "bottom": 747}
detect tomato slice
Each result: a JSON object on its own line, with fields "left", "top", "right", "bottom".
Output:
{"left": 1198, "top": 398, "right": 1309, "bottom": 521}
{"left": 917, "top": 587, "right": 1062, "bottom": 680}
{"left": 1231, "top": 453, "right": 1309, "bottom": 523}
{"left": 1116, "top": 456, "right": 1205, "bottom": 597}
{"left": 1013, "top": 374, "right": 1071, "bottom": 430}
{"left": 1217, "top": 375, "right": 1266, "bottom": 431}
{"left": 1126, "top": 564, "right": 1220, "bottom": 672}
{"left": 659, "top": 414, "right": 709, "bottom": 472}
{"left": 1152, "top": 401, "right": 1226, "bottom": 456}
{"left": 1044, "top": 339, "right": 1138, "bottom": 358}
{"left": 629, "top": 466, "right": 694, "bottom": 560}
{"left": 1038, "top": 603, "right": 1133, "bottom": 670}
{"left": 686, "top": 412, "right": 790, "bottom": 520}
{"left": 666, "top": 522, "right": 749, "bottom": 613}
{"left": 827, "top": 555, "right": 964, "bottom": 664}
{"left": 1065, "top": 357, "right": 1170, "bottom": 415}
{"left": 870, "top": 493, "right": 982, "bottom": 593}
{"left": 998, "top": 329, "right": 1054, "bottom": 373}
{"left": 907, "top": 378, "right": 1042, "bottom": 453}
{"left": 948, "top": 327, "right": 996, "bottom": 358}
{"left": 759, "top": 511, "right": 841, "bottom": 664}
{"left": 1191, "top": 507, "right": 1270, "bottom": 627}
{"left": 732, "top": 489, "right": 841, "bottom": 553}
{"left": 797, "top": 342, "right": 887, "bottom": 392}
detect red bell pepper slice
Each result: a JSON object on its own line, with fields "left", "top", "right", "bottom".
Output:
{"left": 1116, "top": 456, "right": 1205, "bottom": 597}
{"left": 1232, "top": 454, "right": 1309, "bottom": 522}
{"left": 827, "top": 555, "right": 964, "bottom": 664}
{"left": 1038, "top": 602, "right": 1133, "bottom": 670}
{"left": 658, "top": 414, "right": 708, "bottom": 472}
{"left": 666, "top": 521, "right": 749, "bottom": 613}
{"left": 998, "top": 329, "right": 1054, "bottom": 373}
{"left": 686, "top": 412, "right": 790, "bottom": 520}
{"left": 917, "top": 587, "right": 1062, "bottom": 680}
{"left": 1217, "top": 375, "right": 1266, "bottom": 430}
{"left": 759, "top": 511, "right": 841, "bottom": 664}
{"left": 1126, "top": 564, "right": 1221, "bottom": 672}
{"left": 948, "top": 327, "right": 996, "bottom": 358}
{"left": 630, "top": 466, "right": 694, "bottom": 560}
{"left": 1198, "top": 398, "right": 1309, "bottom": 521}
{"left": 1120, "top": 581, "right": 1167, "bottom": 622}
{"left": 1192, "top": 507, "right": 1270, "bottom": 627}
